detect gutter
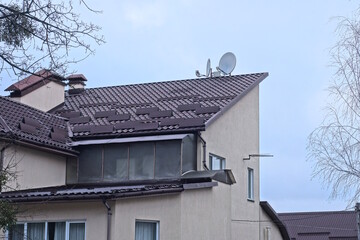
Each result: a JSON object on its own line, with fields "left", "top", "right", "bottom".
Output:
{"left": 198, "top": 133, "right": 209, "bottom": 170}
{"left": 0, "top": 137, "right": 78, "bottom": 157}
{"left": 102, "top": 199, "right": 112, "bottom": 240}
{"left": 1, "top": 187, "right": 184, "bottom": 203}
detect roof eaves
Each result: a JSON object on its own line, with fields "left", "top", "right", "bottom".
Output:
{"left": 0, "top": 136, "right": 78, "bottom": 157}
{"left": 205, "top": 72, "right": 268, "bottom": 128}
{"left": 71, "top": 127, "right": 205, "bottom": 141}
{"left": 260, "top": 201, "right": 290, "bottom": 240}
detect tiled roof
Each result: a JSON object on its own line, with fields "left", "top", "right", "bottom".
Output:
{"left": 55, "top": 73, "right": 267, "bottom": 139}
{"left": 0, "top": 96, "right": 74, "bottom": 153}
{"left": 0, "top": 183, "right": 184, "bottom": 202}
{"left": 278, "top": 211, "right": 357, "bottom": 240}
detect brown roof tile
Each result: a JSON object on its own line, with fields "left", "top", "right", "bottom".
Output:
{"left": 0, "top": 96, "right": 73, "bottom": 153}
{"left": 278, "top": 211, "right": 357, "bottom": 240}
{"left": 56, "top": 73, "right": 268, "bottom": 139}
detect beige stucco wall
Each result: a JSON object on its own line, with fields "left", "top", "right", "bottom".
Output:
{"left": 1, "top": 85, "right": 276, "bottom": 240}
{"left": 2, "top": 144, "right": 66, "bottom": 191}
{"left": 199, "top": 86, "right": 261, "bottom": 240}
{"left": 12, "top": 81, "right": 65, "bottom": 112}
{"left": 259, "top": 208, "right": 284, "bottom": 240}
{"left": 113, "top": 194, "right": 181, "bottom": 240}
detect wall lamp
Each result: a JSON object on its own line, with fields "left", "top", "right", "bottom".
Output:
{"left": 243, "top": 154, "right": 273, "bottom": 161}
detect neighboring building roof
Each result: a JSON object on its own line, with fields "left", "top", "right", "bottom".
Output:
{"left": 0, "top": 96, "right": 75, "bottom": 154}
{"left": 54, "top": 73, "right": 268, "bottom": 140}
{"left": 260, "top": 201, "right": 290, "bottom": 240}
{"left": 278, "top": 211, "right": 357, "bottom": 240}
{"left": 5, "top": 69, "right": 64, "bottom": 97}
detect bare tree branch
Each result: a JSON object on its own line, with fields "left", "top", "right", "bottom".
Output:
{"left": 308, "top": 8, "right": 360, "bottom": 207}
{"left": 0, "top": 0, "right": 105, "bottom": 80}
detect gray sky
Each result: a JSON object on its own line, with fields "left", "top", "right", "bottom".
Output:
{"left": 1, "top": 0, "right": 359, "bottom": 212}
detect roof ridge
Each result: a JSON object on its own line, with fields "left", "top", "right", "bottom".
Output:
{"left": 67, "top": 72, "right": 268, "bottom": 92}
{"left": 278, "top": 210, "right": 355, "bottom": 215}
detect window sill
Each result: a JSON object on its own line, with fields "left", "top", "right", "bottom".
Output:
{"left": 247, "top": 198, "right": 255, "bottom": 202}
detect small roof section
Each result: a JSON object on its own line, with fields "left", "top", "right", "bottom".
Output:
{"left": 5, "top": 69, "right": 65, "bottom": 97}
{"left": 0, "top": 96, "right": 75, "bottom": 155}
{"left": 278, "top": 211, "right": 357, "bottom": 240}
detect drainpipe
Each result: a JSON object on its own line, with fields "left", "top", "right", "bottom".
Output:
{"left": 102, "top": 199, "right": 112, "bottom": 240}
{"left": 356, "top": 203, "right": 360, "bottom": 240}
{"left": 197, "top": 133, "right": 209, "bottom": 170}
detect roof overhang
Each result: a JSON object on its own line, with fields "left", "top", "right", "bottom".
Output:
{"left": 70, "top": 133, "right": 191, "bottom": 146}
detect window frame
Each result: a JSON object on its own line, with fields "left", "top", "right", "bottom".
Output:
{"left": 247, "top": 167, "right": 254, "bottom": 201}
{"left": 209, "top": 153, "right": 226, "bottom": 170}
{"left": 6, "top": 220, "right": 86, "bottom": 240}
{"left": 135, "top": 219, "right": 159, "bottom": 240}
{"left": 76, "top": 140, "right": 186, "bottom": 184}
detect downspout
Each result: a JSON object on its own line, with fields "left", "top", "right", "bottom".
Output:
{"left": 197, "top": 133, "right": 209, "bottom": 170}
{"left": 102, "top": 199, "right": 112, "bottom": 240}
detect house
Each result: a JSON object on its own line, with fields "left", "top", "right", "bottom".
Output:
{"left": 278, "top": 210, "right": 357, "bottom": 240}
{"left": 0, "top": 70, "right": 288, "bottom": 240}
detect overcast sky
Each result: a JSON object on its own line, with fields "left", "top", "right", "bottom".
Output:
{"left": 1, "top": 0, "right": 359, "bottom": 213}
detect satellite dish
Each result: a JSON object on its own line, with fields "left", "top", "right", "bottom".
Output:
{"left": 206, "top": 59, "right": 211, "bottom": 77}
{"left": 218, "top": 52, "right": 236, "bottom": 75}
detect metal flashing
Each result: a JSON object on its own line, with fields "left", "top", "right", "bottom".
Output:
{"left": 69, "top": 116, "right": 91, "bottom": 124}
{"left": 94, "top": 110, "right": 117, "bottom": 118}
{"left": 107, "top": 113, "right": 131, "bottom": 121}
{"left": 70, "top": 134, "right": 189, "bottom": 146}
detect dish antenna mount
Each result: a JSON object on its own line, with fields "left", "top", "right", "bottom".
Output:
{"left": 195, "top": 52, "right": 236, "bottom": 78}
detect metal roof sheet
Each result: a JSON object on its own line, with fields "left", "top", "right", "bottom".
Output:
{"left": 278, "top": 211, "right": 357, "bottom": 240}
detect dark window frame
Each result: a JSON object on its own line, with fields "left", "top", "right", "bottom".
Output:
{"left": 209, "top": 153, "right": 226, "bottom": 170}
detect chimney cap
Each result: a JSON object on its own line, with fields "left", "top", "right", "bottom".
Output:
{"left": 67, "top": 74, "right": 87, "bottom": 82}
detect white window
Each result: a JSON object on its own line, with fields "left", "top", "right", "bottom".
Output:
{"left": 135, "top": 220, "right": 159, "bottom": 240}
{"left": 7, "top": 221, "right": 85, "bottom": 240}
{"left": 248, "top": 168, "right": 254, "bottom": 201}
{"left": 209, "top": 154, "right": 226, "bottom": 170}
